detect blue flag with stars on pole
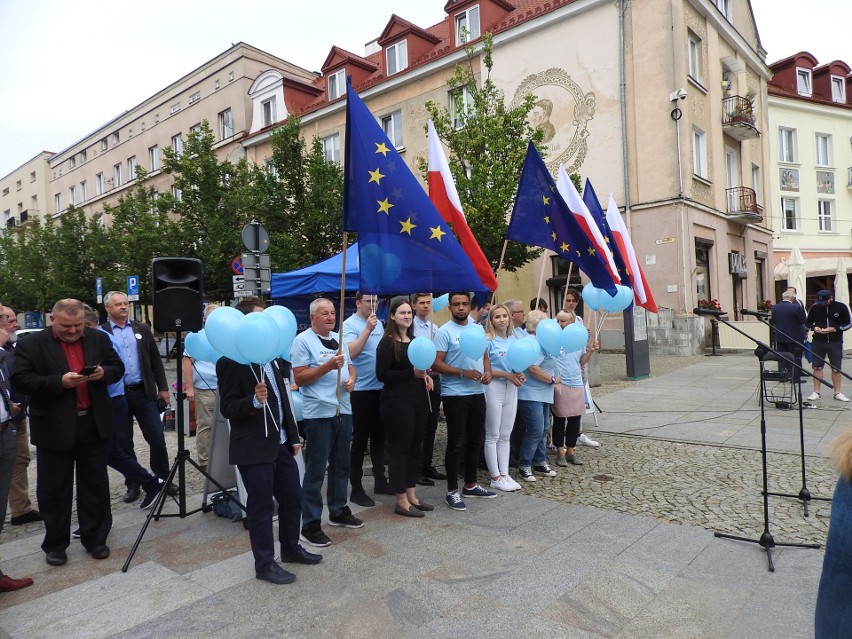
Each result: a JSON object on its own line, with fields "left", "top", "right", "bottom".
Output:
{"left": 506, "top": 142, "right": 617, "bottom": 295}
{"left": 342, "top": 82, "right": 486, "bottom": 294}
{"left": 582, "top": 178, "right": 632, "bottom": 290}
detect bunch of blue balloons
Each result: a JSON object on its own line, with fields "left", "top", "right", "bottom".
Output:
{"left": 582, "top": 283, "right": 634, "bottom": 313}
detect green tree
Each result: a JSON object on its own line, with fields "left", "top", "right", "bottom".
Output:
{"left": 420, "top": 32, "right": 544, "bottom": 273}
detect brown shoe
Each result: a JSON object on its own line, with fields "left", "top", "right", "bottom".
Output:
{"left": 0, "top": 574, "right": 34, "bottom": 592}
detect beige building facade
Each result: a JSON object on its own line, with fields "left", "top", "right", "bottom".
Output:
{"left": 1, "top": 151, "right": 53, "bottom": 229}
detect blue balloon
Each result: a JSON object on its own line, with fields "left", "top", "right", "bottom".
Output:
{"left": 408, "top": 336, "right": 437, "bottom": 370}
{"left": 236, "top": 312, "right": 281, "bottom": 364}
{"left": 615, "top": 285, "right": 634, "bottom": 310}
{"left": 561, "top": 323, "right": 589, "bottom": 353}
{"left": 599, "top": 290, "right": 621, "bottom": 313}
{"left": 536, "top": 318, "right": 562, "bottom": 356}
{"left": 459, "top": 324, "right": 487, "bottom": 360}
{"left": 433, "top": 294, "right": 449, "bottom": 312}
{"left": 205, "top": 306, "right": 249, "bottom": 364}
{"left": 507, "top": 337, "right": 539, "bottom": 372}
{"left": 290, "top": 391, "right": 304, "bottom": 422}
{"left": 582, "top": 283, "right": 603, "bottom": 311}
{"left": 264, "top": 305, "right": 298, "bottom": 359}
{"left": 185, "top": 330, "right": 221, "bottom": 363}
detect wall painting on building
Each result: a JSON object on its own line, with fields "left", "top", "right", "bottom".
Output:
{"left": 780, "top": 168, "right": 799, "bottom": 192}
{"left": 816, "top": 171, "right": 834, "bottom": 194}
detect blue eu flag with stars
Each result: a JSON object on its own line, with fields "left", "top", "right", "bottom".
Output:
{"left": 582, "top": 178, "right": 632, "bottom": 290}
{"left": 343, "top": 83, "right": 485, "bottom": 294}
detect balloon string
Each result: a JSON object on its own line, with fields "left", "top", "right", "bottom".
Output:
{"left": 249, "top": 364, "right": 280, "bottom": 437}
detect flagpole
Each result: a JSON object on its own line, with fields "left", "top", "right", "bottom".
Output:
{"left": 561, "top": 263, "right": 575, "bottom": 310}
{"left": 335, "top": 231, "right": 349, "bottom": 415}
{"left": 492, "top": 240, "right": 509, "bottom": 304}
{"left": 535, "top": 252, "right": 548, "bottom": 313}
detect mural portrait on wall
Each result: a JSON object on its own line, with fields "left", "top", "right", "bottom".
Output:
{"left": 512, "top": 68, "right": 596, "bottom": 175}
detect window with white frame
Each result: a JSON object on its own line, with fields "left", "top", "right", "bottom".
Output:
{"left": 751, "top": 164, "right": 761, "bottom": 205}
{"left": 262, "top": 98, "right": 277, "bottom": 127}
{"left": 54, "top": 193, "right": 61, "bottom": 213}
{"left": 101, "top": 138, "right": 108, "bottom": 151}
{"left": 218, "top": 109, "right": 233, "bottom": 139}
{"left": 70, "top": 156, "right": 76, "bottom": 169}
{"left": 451, "top": 85, "right": 475, "bottom": 129}
{"left": 113, "top": 163, "right": 122, "bottom": 187}
{"left": 818, "top": 200, "right": 833, "bottom": 231}
{"left": 796, "top": 68, "right": 812, "bottom": 96}
{"left": 149, "top": 145, "right": 160, "bottom": 171}
{"left": 95, "top": 173, "right": 104, "bottom": 195}
{"left": 381, "top": 110, "right": 403, "bottom": 148}
{"left": 328, "top": 69, "right": 345, "bottom": 100}
{"left": 781, "top": 197, "right": 798, "bottom": 231}
{"left": 29, "top": 171, "right": 36, "bottom": 182}
{"left": 386, "top": 40, "right": 408, "bottom": 76}
{"left": 687, "top": 31, "right": 702, "bottom": 83}
{"left": 172, "top": 185, "right": 182, "bottom": 202}
{"left": 322, "top": 133, "right": 340, "bottom": 164}
{"left": 68, "top": 186, "right": 76, "bottom": 206}
{"left": 692, "top": 127, "right": 708, "bottom": 179}
{"left": 170, "top": 102, "right": 181, "bottom": 114}
{"left": 831, "top": 76, "right": 846, "bottom": 103}
{"left": 815, "top": 134, "right": 831, "bottom": 167}
{"left": 778, "top": 127, "right": 797, "bottom": 163}
{"left": 81, "top": 150, "right": 87, "bottom": 162}
{"left": 112, "top": 132, "right": 120, "bottom": 144}
{"left": 714, "top": 0, "right": 732, "bottom": 19}
{"left": 80, "top": 180, "right": 87, "bottom": 202}
{"left": 189, "top": 91, "right": 200, "bottom": 104}
{"left": 127, "top": 156, "right": 138, "bottom": 180}
{"left": 172, "top": 134, "right": 184, "bottom": 157}
{"left": 264, "top": 158, "right": 279, "bottom": 179}
{"left": 150, "top": 191, "right": 159, "bottom": 216}
{"left": 455, "top": 5, "right": 480, "bottom": 45}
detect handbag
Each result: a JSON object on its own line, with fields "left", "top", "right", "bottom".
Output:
{"left": 551, "top": 384, "right": 585, "bottom": 418}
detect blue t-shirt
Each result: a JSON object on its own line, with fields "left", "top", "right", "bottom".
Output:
{"left": 487, "top": 335, "right": 515, "bottom": 374}
{"left": 512, "top": 326, "right": 528, "bottom": 341}
{"left": 517, "top": 343, "right": 556, "bottom": 403}
{"left": 555, "top": 348, "right": 584, "bottom": 388}
{"left": 342, "top": 313, "right": 384, "bottom": 391}
{"left": 434, "top": 320, "right": 485, "bottom": 397}
{"left": 290, "top": 329, "right": 352, "bottom": 418}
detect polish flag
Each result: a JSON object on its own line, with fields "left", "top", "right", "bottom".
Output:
{"left": 605, "top": 194, "right": 658, "bottom": 313}
{"left": 556, "top": 165, "right": 620, "bottom": 284}
{"left": 427, "top": 120, "right": 498, "bottom": 291}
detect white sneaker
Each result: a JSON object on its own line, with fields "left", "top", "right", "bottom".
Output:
{"left": 578, "top": 433, "right": 600, "bottom": 447}
{"left": 490, "top": 477, "right": 511, "bottom": 492}
{"left": 835, "top": 392, "right": 850, "bottom": 402}
{"left": 807, "top": 392, "right": 821, "bottom": 401}
{"left": 503, "top": 475, "right": 522, "bottom": 491}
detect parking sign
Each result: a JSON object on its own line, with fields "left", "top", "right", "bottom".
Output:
{"left": 127, "top": 275, "right": 140, "bottom": 301}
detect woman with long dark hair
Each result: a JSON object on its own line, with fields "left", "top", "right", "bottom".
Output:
{"left": 376, "top": 299, "right": 434, "bottom": 517}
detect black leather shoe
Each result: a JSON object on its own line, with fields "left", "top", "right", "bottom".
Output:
{"left": 416, "top": 475, "right": 435, "bottom": 487}
{"left": 280, "top": 545, "right": 323, "bottom": 565}
{"left": 422, "top": 466, "right": 447, "bottom": 481}
{"left": 10, "top": 510, "right": 43, "bottom": 525}
{"left": 123, "top": 486, "right": 141, "bottom": 503}
{"left": 88, "top": 545, "right": 110, "bottom": 560}
{"left": 394, "top": 504, "right": 425, "bottom": 518}
{"left": 45, "top": 551, "right": 68, "bottom": 566}
{"left": 256, "top": 562, "right": 296, "bottom": 585}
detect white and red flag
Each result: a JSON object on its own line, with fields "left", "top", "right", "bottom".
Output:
{"left": 605, "top": 194, "right": 658, "bottom": 313}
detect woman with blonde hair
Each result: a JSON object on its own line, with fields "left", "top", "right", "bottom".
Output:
{"left": 483, "top": 304, "right": 524, "bottom": 492}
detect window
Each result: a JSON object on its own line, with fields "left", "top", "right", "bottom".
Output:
{"left": 713, "top": 0, "right": 732, "bottom": 19}
{"left": 262, "top": 98, "right": 276, "bottom": 127}
{"left": 815, "top": 134, "right": 831, "bottom": 167}
{"left": 451, "top": 86, "right": 474, "bottom": 129}
{"left": 1, "top": 187, "right": 7, "bottom": 196}
{"left": 150, "top": 191, "right": 159, "bottom": 216}
{"left": 79, "top": 180, "right": 87, "bottom": 202}
{"left": 68, "top": 186, "right": 76, "bottom": 206}
{"left": 172, "top": 185, "right": 182, "bottom": 202}
{"left": 170, "top": 102, "right": 181, "bottom": 114}
{"left": 831, "top": 76, "right": 846, "bottom": 103}
{"left": 687, "top": 32, "right": 702, "bottom": 82}
{"left": 695, "top": 241, "right": 712, "bottom": 302}
{"left": 81, "top": 150, "right": 87, "bottom": 162}
{"left": 781, "top": 197, "right": 798, "bottom": 231}
{"left": 29, "top": 171, "right": 36, "bottom": 182}
{"left": 796, "top": 68, "right": 812, "bottom": 96}
{"left": 112, "top": 132, "right": 120, "bottom": 144}
{"left": 322, "top": 133, "right": 340, "bottom": 163}
{"left": 189, "top": 91, "right": 200, "bottom": 104}
{"left": 15, "top": 180, "right": 21, "bottom": 191}
{"left": 218, "top": 109, "right": 233, "bottom": 139}
{"left": 386, "top": 40, "right": 408, "bottom": 75}
{"left": 172, "top": 134, "right": 184, "bottom": 157}
{"left": 778, "top": 127, "right": 796, "bottom": 163}
{"left": 69, "top": 156, "right": 76, "bottom": 168}
{"left": 264, "top": 158, "right": 279, "bottom": 179}
{"left": 455, "top": 5, "right": 480, "bottom": 45}
{"left": 751, "top": 164, "right": 761, "bottom": 205}
{"left": 95, "top": 173, "right": 104, "bottom": 195}
{"left": 113, "top": 163, "right": 122, "bottom": 187}
{"left": 54, "top": 193, "right": 61, "bottom": 213}
{"left": 381, "top": 110, "right": 403, "bottom": 148}
{"left": 818, "top": 200, "right": 833, "bottom": 232}
{"left": 692, "top": 128, "right": 708, "bottom": 179}
{"left": 149, "top": 145, "right": 160, "bottom": 171}
{"left": 328, "top": 69, "right": 345, "bottom": 100}
{"left": 127, "top": 156, "right": 138, "bottom": 180}
{"left": 101, "top": 138, "right": 108, "bottom": 151}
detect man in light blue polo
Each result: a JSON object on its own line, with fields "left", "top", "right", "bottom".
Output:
{"left": 292, "top": 298, "right": 361, "bottom": 548}
{"left": 342, "top": 292, "right": 387, "bottom": 507}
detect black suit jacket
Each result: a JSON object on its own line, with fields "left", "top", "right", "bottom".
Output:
{"left": 102, "top": 320, "right": 167, "bottom": 400}
{"left": 771, "top": 300, "right": 807, "bottom": 345}
{"left": 10, "top": 327, "right": 124, "bottom": 450}
{"left": 216, "top": 357, "right": 299, "bottom": 466}
{"left": 2, "top": 342, "right": 29, "bottom": 424}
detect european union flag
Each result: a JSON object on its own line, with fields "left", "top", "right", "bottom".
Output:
{"left": 342, "top": 83, "right": 485, "bottom": 294}
{"left": 507, "top": 143, "right": 617, "bottom": 295}
{"left": 583, "top": 178, "right": 632, "bottom": 289}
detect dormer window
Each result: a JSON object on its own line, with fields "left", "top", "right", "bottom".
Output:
{"left": 455, "top": 5, "right": 481, "bottom": 45}
{"left": 262, "top": 98, "right": 277, "bottom": 127}
{"left": 386, "top": 40, "right": 408, "bottom": 76}
{"left": 831, "top": 76, "right": 846, "bottom": 103}
{"left": 796, "top": 68, "right": 812, "bottom": 96}
{"left": 328, "top": 69, "right": 345, "bottom": 100}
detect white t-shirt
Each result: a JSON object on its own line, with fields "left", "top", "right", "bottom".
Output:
{"left": 290, "top": 329, "right": 352, "bottom": 418}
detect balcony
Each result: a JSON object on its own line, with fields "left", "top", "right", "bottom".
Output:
{"left": 725, "top": 186, "right": 763, "bottom": 224}
{"left": 5, "top": 217, "right": 16, "bottom": 228}
{"left": 19, "top": 209, "right": 38, "bottom": 226}
{"left": 722, "top": 96, "right": 760, "bottom": 141}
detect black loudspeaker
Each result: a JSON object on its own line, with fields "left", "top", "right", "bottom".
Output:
{"left": 152, "top": 257, "right": 203, "bottom": 333}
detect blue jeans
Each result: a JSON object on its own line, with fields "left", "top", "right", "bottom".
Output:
{"left": 517, "top": 400, "right": 550, "bottom": 468}
{"left": 301, "top": 414, "right": 352, "bottom": 528}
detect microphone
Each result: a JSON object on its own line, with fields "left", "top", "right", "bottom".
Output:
{"left": 693, "top": 307, "right": 727, "bottom": 317}
{"left": 741, "top": 308, "right": 770, "bottom": 318}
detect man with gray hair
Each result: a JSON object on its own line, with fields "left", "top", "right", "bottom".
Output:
{"left": 771, "top": 289, "right": 807, "bottom": 381}
{"left": 505, "top": 299, "right": 527, "bottom": 340}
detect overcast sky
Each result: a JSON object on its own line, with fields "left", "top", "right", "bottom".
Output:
{"left": 0, "top": 0, "right": 849, "bottom": 178}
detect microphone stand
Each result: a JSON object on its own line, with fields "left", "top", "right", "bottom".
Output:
{"left": 694, "top": 309, "right": 824, "bottom": 572}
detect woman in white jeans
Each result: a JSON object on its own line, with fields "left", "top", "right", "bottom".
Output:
{"left": 483, "top": 304, "right": 525, "bottom": 492}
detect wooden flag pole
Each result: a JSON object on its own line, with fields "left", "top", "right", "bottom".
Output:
{"left": 535, "top": 252, "right": 548, "bottom": 312}
{"left": 335, "top": 232, "right": 349, "bottom": 415}
{"left": 561, "top": 263, "right": 575, "bottom": 310}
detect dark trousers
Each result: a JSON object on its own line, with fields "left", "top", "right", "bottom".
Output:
{"left": 552, "top": 414, "right": 582, "bottom": 448}
{"left": 119, "top": 386, "right": 170, "bottom": 486}
{"left": 107, "top": 395, "right": 159, "bottom": 493}
{"left": 776, "top": 341, "right": 803, "bottom": 379}
{"left": 381, "top": 392, "right": 426, "bottom": 494}
{"left": 421, "top": 378, "right": 441, "bottom": 470}
{"left": 238, "top": 444, "right": 302, "bottom": 572}
{"left": 36, "top": 414, "right": 112, "bottom": 553}
{"left": 350, "top": 390, "right": 386, "bottom": 487}
{"left": 442, "top": 394, "right": 486, "bottom": 492}
{"left": 0, "top": 426, "right": 15, "bottom": 536}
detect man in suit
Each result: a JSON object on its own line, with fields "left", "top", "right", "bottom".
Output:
{"left": 11, "top": 299, "right": 124, "bottom": 566}
{"left": 217, "top": 297, "right": 321, "bottom": 585}
{"left": 771, "top": 290, "right": 807, "bottom": 380}
{"left": 102, "top": 291, "right": 172, "bottom": 503}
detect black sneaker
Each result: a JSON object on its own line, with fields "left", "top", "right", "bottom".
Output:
{"left": 140, "top": 481, "right": 165, "bottom": 510}
{"left": 532, "top": 463, "right": 557, "bottom": 477}
{"left": 328, "top": 506, "right": 365, "bottom": 529}
{"left": 350, "top": 488, "right": 376, "bottom": 508}
{"left": 300, "top": 525, "right": 331, "bottom": 548}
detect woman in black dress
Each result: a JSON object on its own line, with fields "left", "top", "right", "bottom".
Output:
{"left": 376, "top": 299, "right": 435, "bottom": 517}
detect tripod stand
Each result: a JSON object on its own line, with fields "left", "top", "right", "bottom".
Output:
{"left": 122, "top": 331, "right": 246, "bottom": 572}
{"left": 696, "top": 311, "right": 822, "bottom": 572}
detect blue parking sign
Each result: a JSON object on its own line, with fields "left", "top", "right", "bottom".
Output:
{"left": 96, "top": 277, "right": 103, "bottom": 303}
{"left": 127, "top": 275, "right": 140, "bottom": 301}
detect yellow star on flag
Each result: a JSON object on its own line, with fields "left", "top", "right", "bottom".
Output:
{"left": 543, "top": 216, "right": 550, "bottom": 224}
{"left": 542, "top": 195, "right": 550, "bottom": 205}
{"left": 375, "top": 142, "right": 390, "bottom": 157}
{"left": 551, "top": 232, "right": 557, "bottom": 241}
{"left": 377, "top": 198, "right": 394, "bottom": 215}
{"left": 586, "top": 247, "right": 596, "bottom": 256}
{"left": 560, "top": 242, "right": 570, "bottom": 252}
{"left": 429, "top": 226, "right": 446, "bottom": 241}
{"left": 368, "top": 168, "right": 385, "bottom": 185}
{"left": 399, "top": 217, "right": 416, "bottom": 235}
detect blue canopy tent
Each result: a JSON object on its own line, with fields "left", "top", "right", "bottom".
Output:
{"left": 270, "top": 242, "right": 359, "bottom": 298}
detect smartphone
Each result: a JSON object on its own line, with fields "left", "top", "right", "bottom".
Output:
{"left": 78, "top": 365, "right": 97, "bottom": 376}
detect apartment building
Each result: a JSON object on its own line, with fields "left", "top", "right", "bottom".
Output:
{"left": 0, "top": 151, "right": 53, "bottom": 229}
